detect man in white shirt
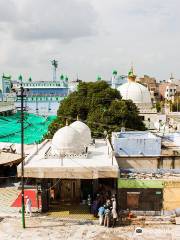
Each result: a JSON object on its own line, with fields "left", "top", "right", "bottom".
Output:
{"left": 25, "top": 196, "right": 32, "bottom": 217}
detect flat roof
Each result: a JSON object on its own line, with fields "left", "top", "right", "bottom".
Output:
{"left": 114, "top": 131, "right": 158, "bottom": 139}
{"left": 17, "top": 139, "right": 119, "bottom": 179}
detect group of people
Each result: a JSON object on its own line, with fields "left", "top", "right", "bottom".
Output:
{"left": 92, "top": 194, "right": 118, "bottom": 228}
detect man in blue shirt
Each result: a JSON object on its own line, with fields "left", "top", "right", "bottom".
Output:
{"left": 98, "top": 205, "right": 105, "bottom": 225}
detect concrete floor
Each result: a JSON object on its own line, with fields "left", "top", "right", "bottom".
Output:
{"left": 0, "top": 216, "right": 180, "bottom": 240}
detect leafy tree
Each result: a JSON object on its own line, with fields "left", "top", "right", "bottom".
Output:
{"left": 46, "top": 81, "right": 145, "bottom": 138}
{"left": 155, "top": 101, "right": 161, "bottom": 112}
{"left": 172, "top": 97, "right": 180, "bottom": 112}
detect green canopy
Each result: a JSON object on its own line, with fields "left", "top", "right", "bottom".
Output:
{"left": 118, "top": 179, "right": 164, "bottom": 189}
{"left": 0, "top": 113, "right": 56, "bottom": 144}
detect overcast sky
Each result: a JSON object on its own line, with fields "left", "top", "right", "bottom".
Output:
{"left": 0, "top": 0, "right": 180, "bottom": 82}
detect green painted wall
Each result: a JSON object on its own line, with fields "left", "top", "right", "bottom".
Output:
{"left": 118, "top": 179, "right": 164, "bottom": 189}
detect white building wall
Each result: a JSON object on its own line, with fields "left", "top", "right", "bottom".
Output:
{"left": 112, "top": 132, "right": 161, "bottom": 156}
{"left": 165, "top": 133, "right": 180, "bottom": 146}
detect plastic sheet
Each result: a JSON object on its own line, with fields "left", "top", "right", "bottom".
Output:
{"left": 0, "top": 112, "right": 56, "bottom": 144}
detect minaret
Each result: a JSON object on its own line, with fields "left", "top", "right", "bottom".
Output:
{"left": 97, "top": 75, "right": 102, "bottom": 81}
{"left": 169, "top": 73, "right": 174, "bottom": 83}
{"left": 111, "top": 70, "right": 117, "bottom": 89}
{"left": 60, "top": 74, "right": 64, "bottom": 87}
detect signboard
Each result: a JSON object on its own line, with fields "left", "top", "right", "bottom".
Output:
{"left": 156, "top": 191, "right": 162, "bottom": 195}
{"left": 118, "top": 179, "right": 164, "bottom": 189}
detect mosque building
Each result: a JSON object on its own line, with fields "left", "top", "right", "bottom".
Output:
{"left": 118, "top": 67, "right": 152, "bottom": 109}
{"left": 17, "top": 120, "right": 119, "bottom": 212}
{"left": 117, "top": 67, "right": 162, "bottom": 129}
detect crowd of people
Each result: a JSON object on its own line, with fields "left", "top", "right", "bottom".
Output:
{"left": 92, "top": 194, "right": 118, "bottom": 228}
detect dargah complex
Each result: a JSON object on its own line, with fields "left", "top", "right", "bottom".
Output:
{"left": 1, "top": 65, "right": 180, "bottom": 218}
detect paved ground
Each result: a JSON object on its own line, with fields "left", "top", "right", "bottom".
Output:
{"left": 0, "top": 186, "right": 20, "bottom": 216}
{"left": 0, "top": 186, "right": 180, "bottom": 239}
{"left": 0, "top": 185, "right": 95, "bottom": 220}
{"left": 0, "top": 185, "right": 40, "bottom": 217}
{"left": 0, "top": 216, "right": 180, "bottom": 240}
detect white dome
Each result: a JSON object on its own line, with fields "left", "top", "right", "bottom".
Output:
{"left": 51, "top": 125, "right": 84, "bottom": 155}
{"left": 118, "top": 81, "right": 152, "bottom": 104}
{"left": 70, "top": 121, "right": 91, "bottom": 146}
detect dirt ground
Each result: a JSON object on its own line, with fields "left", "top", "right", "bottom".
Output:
{"left": 0, "top": 216, "right": 180, "bottom": 240}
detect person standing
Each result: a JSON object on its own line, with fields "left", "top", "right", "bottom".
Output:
{"left": 104, "top": 206, "right": 111, "bottom": 227}
{"left": 98, "top": 205, "right": 105, "bottom": 225}
{"left": 92, "top": 198, "right": 98, "bottom": 217}
{"left": 104, "top": 200, "right": 111, "bottom": 228}
{"left": 25, "top": 196, "right": 32, "bottom": 217}
{"left": 111, "top": 197, "right": 118, "bottom": 227}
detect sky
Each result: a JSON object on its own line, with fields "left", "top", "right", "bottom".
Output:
{"left": 0, "top": 0, "right": 180, "bottom": 82}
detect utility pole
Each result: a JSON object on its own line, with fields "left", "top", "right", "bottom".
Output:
{"left": 18, "top": 74, "right": 26, "bottom": 228}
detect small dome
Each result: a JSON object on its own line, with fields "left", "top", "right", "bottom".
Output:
{"left": 51, "top": 125, "right": 84, "bottom": 155}
{"left": 70, "top": 120, "right": 91, "bottom": 146}
{"left": 118, "top": 81, "right": 152, "bottom": 104}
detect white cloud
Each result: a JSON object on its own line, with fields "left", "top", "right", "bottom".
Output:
{"left": 11, "top": 0, "right": 97, "bottom": 41}
{"left": 0, "top": 0, "right": 180, "bottom": 81}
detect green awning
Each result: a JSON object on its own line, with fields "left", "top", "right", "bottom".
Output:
{"left": 118, "top": 179, "right": 164, "bottom": 189}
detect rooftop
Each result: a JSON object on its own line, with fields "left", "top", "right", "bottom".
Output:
{"left": 112, "top": 131, "right": 161, "bottom": 157}
{"left": 0, "top": 151, "right": 21, "bottom": 165}
{"left": 17, "top": 139, "right": 119, "bottom": 179}
{"left": 116, "top": 131, "right": 157, "bottom": 139}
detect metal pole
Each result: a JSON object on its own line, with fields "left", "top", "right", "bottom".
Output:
{"left": 20, "top": 83, "right": 25, "bottom": 228}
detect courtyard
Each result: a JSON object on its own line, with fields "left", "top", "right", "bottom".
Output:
{"left": 0, "top": 216, "right": 180, "bottom": 240}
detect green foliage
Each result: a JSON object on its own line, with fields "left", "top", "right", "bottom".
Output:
{"left": 156, "top": 101, "right": 162, "bottom": 112}
{"left": 47, "top": 81, "right": 145, "bottom": 138}
{"left": 45, "top": 116, "right": 63, "bottom": 139}
{"left": 172, "top": 98, "right": 180, "bottom": 112}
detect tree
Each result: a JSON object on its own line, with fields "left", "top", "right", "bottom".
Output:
{"left": 172, "top": 97, "right": 180, "bottom": 112}
{"left": 46, "top": 81, "right": 145, "bottom": 138}
{"left": 155, "top": 101, "right": 162, "bottom": 113}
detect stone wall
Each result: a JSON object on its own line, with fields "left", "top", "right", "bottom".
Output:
{"left": 117, "top": 156, "right": 180, "bottom": 170}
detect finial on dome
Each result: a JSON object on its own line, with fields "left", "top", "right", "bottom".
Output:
{"left": 65, "top": 119, "right": 68, "bottom": 126}
{"left": 128, "top": 63, "right": 136, "bottom": 81}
